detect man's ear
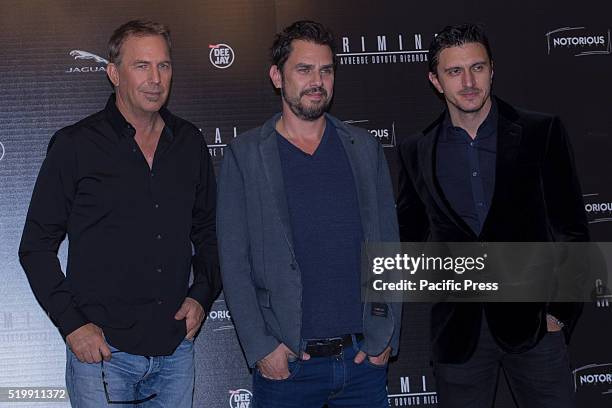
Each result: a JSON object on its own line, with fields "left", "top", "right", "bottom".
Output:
{"left": 107, "top": 63, "right": 120, "bottom": 87}
{"left": 269, "top": 65, "right": 282, "bottom": 89}
{"left": 428, "top": 72, "right": 443, "bottom": 94}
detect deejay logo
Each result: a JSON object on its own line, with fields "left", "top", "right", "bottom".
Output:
{"left": 65, "top": 50, "right": 108, "bottom": 73}
{"left": 209, "top": 44, "right": 235, "bottom": 69}
{"left": 229, "top": 388, "right": 252, "bottom": 408}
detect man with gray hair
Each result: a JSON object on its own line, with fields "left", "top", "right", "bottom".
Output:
{"left": 19, "top": 20, "right": 220, "bottom": 407}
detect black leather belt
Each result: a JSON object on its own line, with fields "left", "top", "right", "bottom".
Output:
{"left": 304, "top": 333, "right": 364, "bottom": 357}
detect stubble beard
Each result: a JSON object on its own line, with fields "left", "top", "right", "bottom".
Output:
{"left": 281, "top": 85, "right": 331, "bottom": 121}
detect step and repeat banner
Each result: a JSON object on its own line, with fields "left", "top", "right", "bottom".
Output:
{"left": 0, "top": 0, "right": 610, "bottom": 407}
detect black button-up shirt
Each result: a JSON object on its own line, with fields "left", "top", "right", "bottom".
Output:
{"left": 19, "top": 95, "right": 220, "bottom": 356}
{"left": 436, "top": 101, "right": 498, "bottom": 235}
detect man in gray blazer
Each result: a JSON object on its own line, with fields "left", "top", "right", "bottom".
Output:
{"left": 217, "top": 20, "right": 401, "bottom": 408}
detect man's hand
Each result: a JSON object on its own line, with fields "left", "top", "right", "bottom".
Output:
{"left": 257, "top": 343, "right": 307, "bottom": 380}
{"left": 546, "top": 314, "right": 563, "bottom": 332}
{"left": 354, "top": 346, "right": 391, "bottom": 367}
{"left": 66, "top": 323, "right": 111, "bottom": 364}
{"left": 174, "top": 297, "right": 205, "bottom": 340}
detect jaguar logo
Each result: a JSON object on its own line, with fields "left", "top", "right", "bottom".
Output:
{"left": 69, "top": 50, "right": 109, "bottom": 64}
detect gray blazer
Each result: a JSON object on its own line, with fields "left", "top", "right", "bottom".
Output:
{"left": 217, "top": 113, "right": 401, "bottom": 368}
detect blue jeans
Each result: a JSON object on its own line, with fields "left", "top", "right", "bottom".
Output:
{"left": 253, "top": 337, "right": 389, "bottom": 408}
{"left": 66, "top": 339, "right": 194, "bottom": 407}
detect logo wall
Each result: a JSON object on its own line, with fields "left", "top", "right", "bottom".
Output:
{"left": 200, "top": 126, "right": 238, "bottom": 158}
{"left": 594, "top": 279, "right": 611, "bottom": 308}
{"left": 337, "top": 33, "right": 428, "bottom": 65}
{"left": 573, "top": 363, "right": 612, "bottom": 396}
{"left": 344, "top": 119, "right": 396, "bottom": 147}
{"left": 583, "top": 193, "right": 612, "bottom": 224}
{"left": 229, "top": 388, "right": 252, "bottom": 408}
{"left": 388, "top": 374, "right": 438, "bottom": 407}
{"left": 209, "top": 44, "right": 235, "bottom": 69}
{"left": 65, "top": 50, "right": 108, "bottom": 73}
{"left": 206, "top": 299, "right": 234, "bottom": 332}
{"left": 545, "top": 27, "right": 611, "bottom": 56}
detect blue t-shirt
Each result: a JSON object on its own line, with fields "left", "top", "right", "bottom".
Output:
{"left": 277, "top": 121, "right": 364, "bottom": 339}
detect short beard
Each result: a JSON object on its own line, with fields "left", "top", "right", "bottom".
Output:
{"left": 281, "top": 85, "right": 330, "bottom": 121}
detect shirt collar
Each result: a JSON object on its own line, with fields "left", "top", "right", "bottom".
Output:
{"left": 441, "top": 98, "right": 498, "bottom": 141}
{"left": 104, "top": 93, "right": 174, "bottom": 141}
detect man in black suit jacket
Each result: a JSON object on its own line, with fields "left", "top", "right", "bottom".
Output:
{"left": 397, "top": 24, "right": 589, "bottom": 408}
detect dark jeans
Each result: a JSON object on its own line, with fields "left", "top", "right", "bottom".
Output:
{"left": 253, "top": 336, "right": 389, "bottom": 408}
{"left": 434, "top": 318, "right": 575, "bottom": 408}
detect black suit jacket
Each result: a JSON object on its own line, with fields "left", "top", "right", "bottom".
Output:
{"left": 397, "top": 97, "right": 589, "bottom": 363}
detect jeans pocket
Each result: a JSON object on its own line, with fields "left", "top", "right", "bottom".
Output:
{"left": 364, "top": 358, "right": 388, "bottom": 370}
{"left": 256, "top": 360, "right": 301, "bottom": 381}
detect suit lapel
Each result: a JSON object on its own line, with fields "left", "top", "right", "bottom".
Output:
{"left": 480, "top": 101, "right": 523, "bottom": 237}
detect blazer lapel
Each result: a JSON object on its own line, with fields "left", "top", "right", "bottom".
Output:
{"left": 480, "top": 102, "right": 523, "bottom": 237}
{"left": 258, "top": 118, "right": 295, "bottom": 250}
{"left": 333, "top": 119, "right": 373, "bottom": 241}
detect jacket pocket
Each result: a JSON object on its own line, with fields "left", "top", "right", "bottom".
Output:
{"left": 255, "top": 288, "right": 271, "bottom": 308}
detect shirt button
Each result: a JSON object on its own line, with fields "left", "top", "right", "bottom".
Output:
{"left": 477, "top": 202, "right": 484, "bottom": 207}
{"left": 156, "top": 234, "right": 162, "bottom": 240}
{"left": 132, "top": 148, "right": 137, "bottom": 153}
{"left": 154, "top": 203, "right": 159, "bottom": 209}
{"left": 157, "top": 299, "right": 163, "bottom": 305}
{"left": 156, "top": 267, "right": 162, "bottom": 273}
{"left": 472, "top": 171, "right": 478, "bottom": 177}
{"left": 470, "top": 142, "right": 474, "bottom": 147}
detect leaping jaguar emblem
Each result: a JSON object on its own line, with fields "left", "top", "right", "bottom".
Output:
{"left": 69, "top": 50, "right": 108, "bottom": 64}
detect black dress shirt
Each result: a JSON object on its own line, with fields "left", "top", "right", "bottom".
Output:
{"left": 436, "top": 101, "right": 498, "bottom": 235}
{"left": 19, "top": 95, "right": 221, "bottom": 356}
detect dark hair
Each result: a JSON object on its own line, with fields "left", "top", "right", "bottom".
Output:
{"left": 271, "top": 20, "right": 336, "bottom": 72}
{"left": 428, "top": 23, "right": 492, "bottom": 73}
{"left": 108, "top": 20, "right": 171, "bottom": 64}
